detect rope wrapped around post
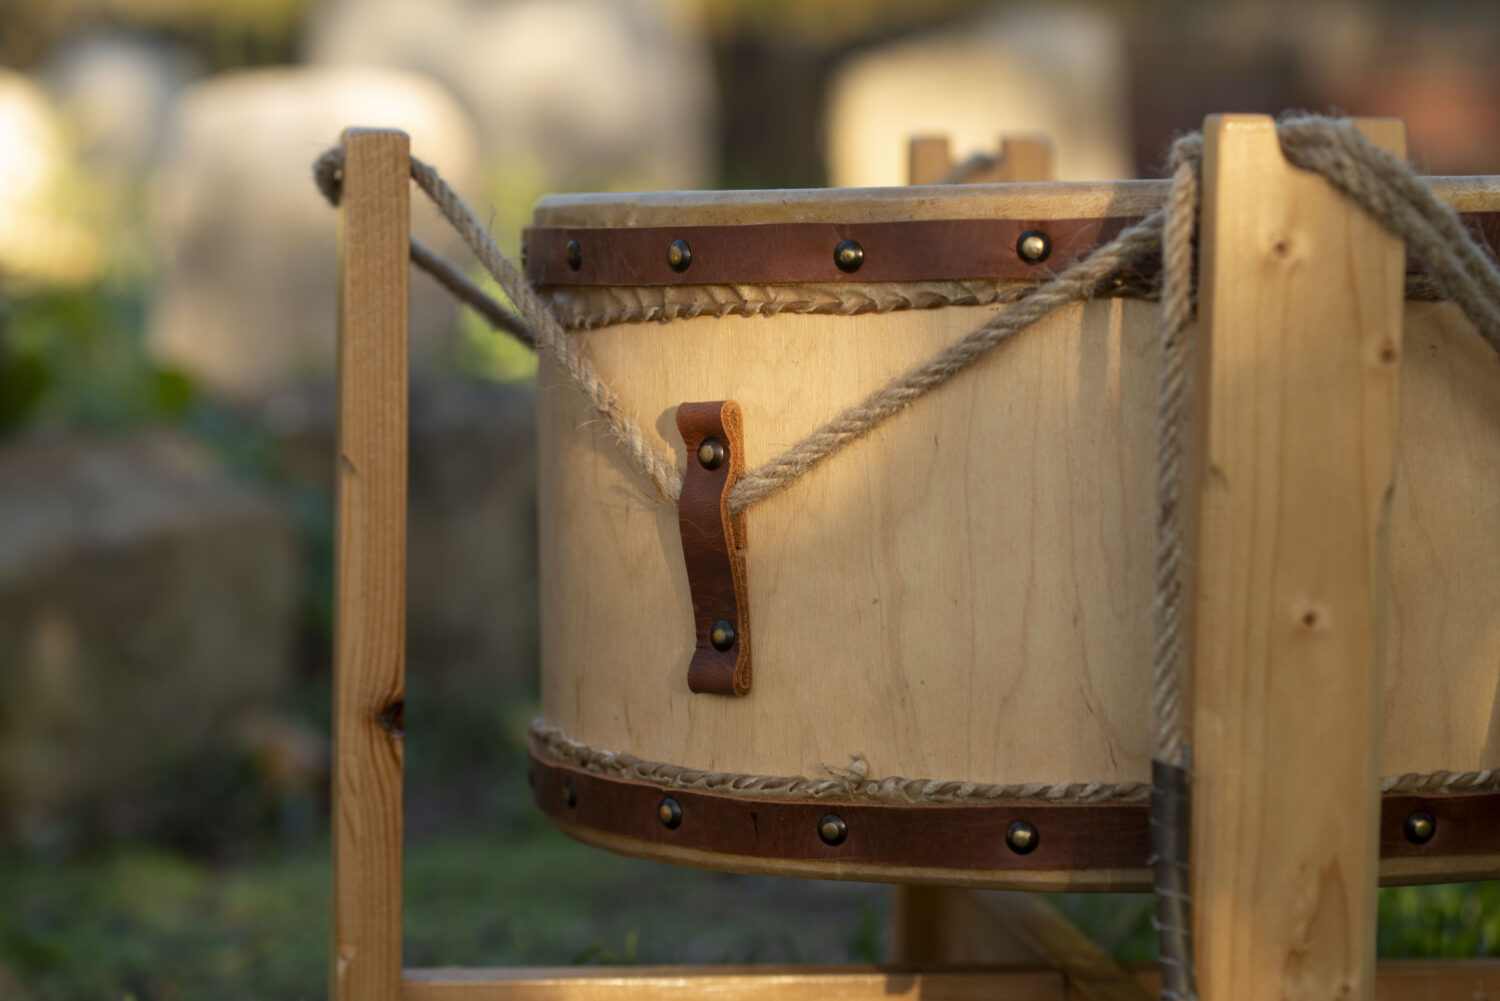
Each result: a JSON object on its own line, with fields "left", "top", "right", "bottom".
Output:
{"left": 316, "top": 114, "right": 1500, "bottom": 1001}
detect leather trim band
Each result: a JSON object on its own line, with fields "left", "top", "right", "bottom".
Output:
{"left": 528, "top": 751, "right": 1500, "bottom": 879}
{"left": 675, "top": 401, "right": 750, "bottom": 696}
{"left": 523, "top": 212, "right": 1500, "bottom": 287}
{"left": 525, "top": 218, "right": 1150, "bottom": 286}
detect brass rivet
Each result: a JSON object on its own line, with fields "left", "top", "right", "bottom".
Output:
{"left": 562, "top": 778, "right": 577, "bottom": 808}
{"left": 710, "top": 619, "right": 736, "bottom": 651}
{"left": 565, "top": 239, "right": 582, "bottom": 271}
{"left": 697, "top": 437, "right": 725, "bottom": 470}
{"left": 667, "top": 238, "right": 693, "bottom": 272}
{"left": 1016, "top": 229, "right": 1051, "bottom": 264}
{"left": 818, "top": 813, "right": 848, "bottom": 846}
{"left": 1404, "top": 810, "right": 1436, "bottom": 845}
{"left": 658, "top": 796, "right": 683, "bottom": 829}
{"left": 1006, "top": 820, "right": 1039, "bottom": 854}
{"left": 834, "top": 239, "right": 864, "bottom": 273}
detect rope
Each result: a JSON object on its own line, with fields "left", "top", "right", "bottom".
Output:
{"left": 530, "top": 721, "right": 1152, "bottom": 804}
{"left": 320, "top": 118, "right": 1500, "bottom": 1001}
{"left": 529, "top": 719, "right": 1500, "bottom": 805}
{"left": 315, "top": 148, "right": 680, "bottom": 504}
{"left": 1151, "top": 136, "right": 1203, "bottom": 1001}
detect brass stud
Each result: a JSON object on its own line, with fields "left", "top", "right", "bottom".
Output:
{"left": 1404, "top": 810, "right": 1436, "bottom": 845}
{"left": 1005, "top": 819, "right": 1039, "bottom": 854}
{"left": 565, "top": 239, "right": 582, "bottom": 271}
{"left": 667, "top": 238, "right": 693, "bottom": 272}
{"left": 1016, "top": 229, "right": 1051, "bottom": 264}
{"left": 834, "top": 239, "right": 864, "bottom": 273}
{"left": 697, "top": 437, "right": 725, "bottom": 470}
{"left": 562, "top": 778, "right": 577, "bottom": 808}
{"left": 658, "top": 796, "right": 683, "bottom": 829}
{"left": 818, "top": 813, "right": 848, "bottom": 846}
{"left": 710, "top": 619, "right": 736, "bottom": 651}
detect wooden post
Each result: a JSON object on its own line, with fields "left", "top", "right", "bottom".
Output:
{"left": 331, "top": 127, "right": 411, "bottom": 1001}
{"left": 906, "top": 135, "right": 1054, "bottom": 184}
{"left": 1189, "top": 115, "right": 1406, "bottom": 1000}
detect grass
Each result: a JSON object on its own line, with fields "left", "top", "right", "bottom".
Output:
{"left": 5, "top": 814, "right": 1496, "bottom": 1000}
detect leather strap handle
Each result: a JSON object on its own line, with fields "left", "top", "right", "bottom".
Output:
{"left": 675, "top": 401, "right": 751, "bottom": 696}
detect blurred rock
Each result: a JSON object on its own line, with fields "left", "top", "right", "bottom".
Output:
{"left": 148, "top": 66, "right": 482, "bottom": 399}
{"left": 306, "top": 0, "right": 716, "bottom": 191}
{"left": 0, "top": 69, "right": 103, "bottom": 284}
{"left": 824, "top": 6, "right": 1133, "bottom": 186}
{"left": 0, "top": 432, "right": 297, "bottom": 843}
{"left": 40, "top": 32, "right": 200, "bottom": 179}
{"left": 268, "top": 376, "right": 538, "bottom": 685}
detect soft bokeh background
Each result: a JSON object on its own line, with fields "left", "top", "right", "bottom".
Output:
{"left": 2, "top": 0, "right": 1499, "bottom": 997}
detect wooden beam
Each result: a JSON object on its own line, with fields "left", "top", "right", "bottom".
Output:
{"left": 402, "top": 962, "right": 1500, "bottom": 1000}
{"left": 963, "top": 893, "right": 1153, "bottom": 1001}
{"left": 332, "top": 126, "right": 411, "bottom": 1001}
{"left": 1189, "top": 114, "right": 1406, "bottom": 1000}
{"left": 889, "top": 887, "right": 1043, "bottom": 965}
{"left": 408, "top": 966, "right": 1064, "bottom": 1001}
{"left": 907, "top": 134, "right": 1054, "bottom": 184}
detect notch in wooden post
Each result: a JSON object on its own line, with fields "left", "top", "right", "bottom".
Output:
{"left": 331, "top": 127, "right": 410, "bottom": 1001}
{"left": 907, "top": 134, "right": 1055, "bottom": 184}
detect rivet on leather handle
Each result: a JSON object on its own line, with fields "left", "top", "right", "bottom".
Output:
{"left": 675, "top": 400, "right": 750, "bottom": 696}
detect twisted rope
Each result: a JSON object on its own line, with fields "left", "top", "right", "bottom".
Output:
{"left": 1150, "top": 136, "right": 1203, "bottom": 1001}
{"left": 316, "top": 148, "right": 680, "bottom": 503}
{"left": 321, "top": 119, "right": 1500, "bottom": 1001}
{"left": 529, "top": 720, "right": 1500, "bottom": 805}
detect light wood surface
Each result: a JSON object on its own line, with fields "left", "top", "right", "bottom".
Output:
{"left": 531, "top": 174, "right": 1499, "bottom": 228}
{"left": 332, "top": 127, "right": 410, "bottom": 1001}
{"left": 403, "top": 963, "right": 1500, "bottom": 1001}
{"left": 957, "top": 892, "right": 1152, "bottom": 1001}
{"left": 536, "top": 303, "right": 1500, "bottom": 788}
{"left": 907, "top": 135, "right": 1055, "bottom": 185}
{"left": 890, "top": 887, "right": 1042, "bottom": 965}
{"left": 535, "top": 152, "right": 1500, "bottom": 892}
{"left": 406, "top": 966, "right": 1062, "bottom": 1001}
{"left": 1188, "top": 114, "right": 1405, "bottom": 1001}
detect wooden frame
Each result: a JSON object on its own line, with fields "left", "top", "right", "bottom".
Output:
{"left": 330, "top": 119, "right": 1493, "bottom": 1001}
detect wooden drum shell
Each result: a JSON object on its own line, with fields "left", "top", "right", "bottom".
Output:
{"left": 528, "top": 182, "right": 1500, "bottom": 890}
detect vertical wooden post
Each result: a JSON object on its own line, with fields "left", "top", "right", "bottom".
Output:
{"left": 906, "top": 134, "right": 1054, "bottom": 184}
{"left": 331, "top": 127, "right": 410, "bottom": 1001}
{"left": 1189, "top": 115, "right": 1405, "bottom": 1000}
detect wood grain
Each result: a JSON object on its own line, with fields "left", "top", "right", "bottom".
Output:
{"left": 534, "top": 148, "right": 1500, "bottom": 888}
{"left": 907, "top": 135, "right": 1055, "bottom": 185}
{"left": 1188, "top": 114, "right": 1406, "bottom": 1001}
{"left": 402, "top": 962, "right": 1500, "bottom": 1001}
{"left": 332, "top": 127, "right": 410, "bottom": 1001}
{"left": 531, "top": 174, "right": 1497, "bottom": 227}
{"left": 958, "top": 892, "right": 1152, "bottom": 1001}
{"left": 890, "top": 887, "right": 1041, "bottom": 964}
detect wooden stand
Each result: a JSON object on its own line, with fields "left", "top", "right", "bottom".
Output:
{"left": 907, "top": 134, "right": 1055, "bottom": 184}
{"left": 330, "top": 121, "right": 1499, "bottom": 1001}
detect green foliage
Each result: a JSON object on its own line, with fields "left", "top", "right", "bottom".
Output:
{"left": 0, "top": 281, "right": 197, "bottom": 437}
{"left": 1379, "top": 882, "right": 1500, "bottom": 956}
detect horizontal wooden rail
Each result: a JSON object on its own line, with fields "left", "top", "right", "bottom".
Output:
{"left": 404, "top": 962, "right": 1500, "bottom": 1001}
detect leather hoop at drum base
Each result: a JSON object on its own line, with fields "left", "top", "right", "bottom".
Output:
{"left": 529, "top": 750, "right": 1500, "bottom": 887}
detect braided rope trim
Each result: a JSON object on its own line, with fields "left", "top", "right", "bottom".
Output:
{"left": 543, "top": 280, "right": 1038, "bottom": 330}
{"left": 529, "top": 719, "right": 1500, "bottom": 805}
{"left": 542, "top": 276, "right": 1452, "bottom": 332}
{"left": 531, "top": 720, "right": 1500, "bottom": 804}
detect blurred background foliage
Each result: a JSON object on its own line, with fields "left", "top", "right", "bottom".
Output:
{"left": 1, "top": 0, "right": 1498, "bottom": 998}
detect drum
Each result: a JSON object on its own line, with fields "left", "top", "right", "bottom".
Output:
{"left": 521, "top": 179, "right": 1500, "bottom": 890}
